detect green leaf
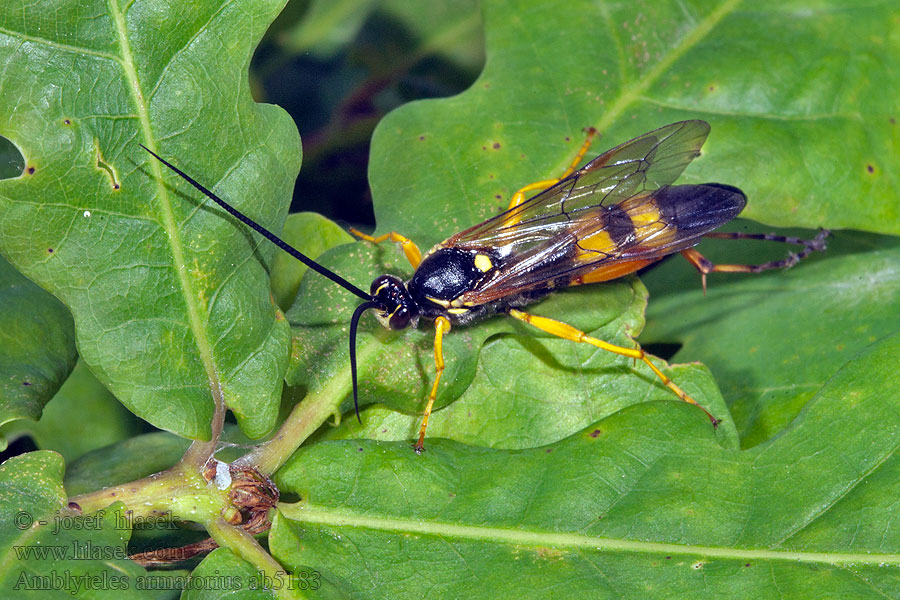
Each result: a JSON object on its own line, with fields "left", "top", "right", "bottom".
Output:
{"left": 288, "top": 246, "right": 731, "bottom": 446}
{"left": 287, "top": 0, "right": 900, "bottom": 443}
{"left": 642, "top": 228, "right": 900, "bottom": 448}
{"left": 370, "top": 0, "right": 900, "bottom": 248}
{"left": 272, "top": 331, "right": 900, "bottom": 599}
{"left": 0, "top": 452, "right": 154, "bottom": 598}
{"left": 0, "top": 0, "right": 300, "bottom": 439}
{"left": 307, "top": 277, "right": 734, "bottom": 449}
{"left": 271, "top": 212, "right": 354, "bottom": 311}
{"left": 0, "top": 254, "right": 76, "bottom": 449}
{"left": 2, "top": 360, "right": 140, "bottom": 463}
{"left": 185, "top": 547, "right": 343, "bottom": 599}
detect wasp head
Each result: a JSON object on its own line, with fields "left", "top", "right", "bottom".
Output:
{"left": 370, "top": 275, "right": 419, "bottom": 330}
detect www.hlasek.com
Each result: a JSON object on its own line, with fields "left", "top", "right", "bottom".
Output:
{"left": 14, "top": 539, "right": 130, "bottom": 561}
{"left": 13, "top": 569, "right": 322, "bottom": 594}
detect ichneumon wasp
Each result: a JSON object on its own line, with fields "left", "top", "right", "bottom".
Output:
{"left": 141, "top": 120, "right": 828, "bottom": 452}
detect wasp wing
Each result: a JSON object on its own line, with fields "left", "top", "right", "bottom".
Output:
{"left": 437, "top": 120, "right": 744, "bottom": 304}
{"left": 447, "top": 120, "right": 712, "bottom": 255}
{"left": 459, "top": 183, "right": 745, "bottom": 304}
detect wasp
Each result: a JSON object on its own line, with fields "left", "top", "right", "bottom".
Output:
{"left": 142, "top": 120, "right": 827, "bottom": 452}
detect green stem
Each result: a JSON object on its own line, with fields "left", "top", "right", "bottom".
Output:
{"left": 69, "top": 462, "right": 225, "bottom": 520}
{"left": 207, "top": 517, "right": 304, "bottom": 600}
{"left": 236, "top": 373, "right": 350, "bottom": 475}
{"left": 236, "top": 334, "right": 379, "bottom": 474}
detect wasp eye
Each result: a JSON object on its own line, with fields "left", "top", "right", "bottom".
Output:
{"left": 389, "top": 306, "right": 411, "bottom": 330}
{"left": 370, "top": 274, "right": 397, "bottom": 297}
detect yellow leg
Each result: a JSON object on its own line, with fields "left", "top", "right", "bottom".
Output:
{"left": 507, "top": 308, "right": 718, "bottom": 427}
{"left": 414, "top": 316, "right": 452, "bottom": 453}
{"left": 349, "top": 227, "right": 422, "bottom": 269}
{"left": 506, "top": 126, "right": 599, "bottom": 211}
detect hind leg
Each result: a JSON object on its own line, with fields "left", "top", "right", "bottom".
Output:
{"left": 682, "top": 229, "right": 830, "bottom": 293}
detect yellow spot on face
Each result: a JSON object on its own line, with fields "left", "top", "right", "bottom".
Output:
{"left": 474, "top": 253, "right": 493, "bottom": 272}
{"left": 447, "top": 308, "right": 469, "bottom": 315}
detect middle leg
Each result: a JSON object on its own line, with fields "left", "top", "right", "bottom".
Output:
{"left": 506, "top": 126, "right": 600, "bottom": 213}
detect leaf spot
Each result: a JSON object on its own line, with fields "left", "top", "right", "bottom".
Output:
{"left": 94, "top": 139, "right": 120, "bottom": 189}
{"left": 22, "top": 381, "right": 31, "bottom": 386}
{"left": 63, "top": 119, "right": 71, "bottom": 125}
{"left": 866, "top": 164, "right": 875, "bottom": 174}
{"left": 492, "top": 142, "right": 501, "bottom": 149}
{"left": 47, "top": 248, "right": 54, "bottom": 254}
{"left": 691, "top": 561, "right": 704, "bottom": 570}
{"left": 26, "top": 166, "right": 35, "bottom": 175}
{"left": 589, "top": 429, "right": 602, "bottom": 438}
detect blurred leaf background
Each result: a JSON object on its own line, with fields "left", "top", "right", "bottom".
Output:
{"left": 0, "top": 0, "right": 485, "bottom": 461}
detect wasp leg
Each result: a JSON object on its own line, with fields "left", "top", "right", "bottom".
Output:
{"left": 505, "top": 127, "right": 600, "bottom": 213}
{"left": 349, "top": 228, "right": 422, "bottom": 269}
{"left": 414, "top": 316, "right": 452, "bottom": 453}
{"left": 507, "top": 308, "right": 718, "bottom": 427}
{"left": 682, "top": 229, "right": 829, "bottom": 293}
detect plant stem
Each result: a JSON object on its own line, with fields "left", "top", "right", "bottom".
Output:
{"left": 69, "top": 462, "right": 226, "bottom": 520}
{"left": 236, "top": 335, "right": 378, "bottom": 474}
{"left": 235, "top": 372, "right": 351, "bottom": 475}
{"left": 207, "top": 516, "right": 304, "bottom": 600}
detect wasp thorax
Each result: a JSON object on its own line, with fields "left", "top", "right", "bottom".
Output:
{"left": 408, "top": 247, "right": 496, "bottom": 304}
{"left": 370, "top": 274, "right": 419, "bottom": 330}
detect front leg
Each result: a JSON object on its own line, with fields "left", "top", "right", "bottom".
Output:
{"left": 349, "top": 228, "right": 423, "bottom": 269}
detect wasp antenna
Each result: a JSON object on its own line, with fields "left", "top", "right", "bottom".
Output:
{"left": 139, "top": 144, "right": 371, "bottom": 301}
{"left": 349, "top": 301, "right": 380, "bottom": 423}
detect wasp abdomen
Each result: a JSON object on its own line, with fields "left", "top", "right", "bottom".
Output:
{"left": 654, "top": 183, "right": 746, "bottom": 232}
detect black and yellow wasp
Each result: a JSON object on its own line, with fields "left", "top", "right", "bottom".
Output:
{"left": 142, "top": 120, "right": 827, "bottom": 451}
